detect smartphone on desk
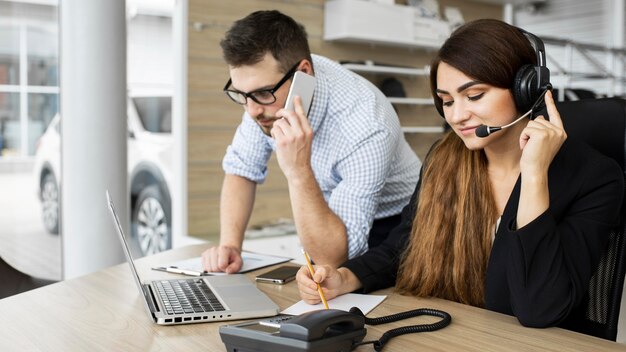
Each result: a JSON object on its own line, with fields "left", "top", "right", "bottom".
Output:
{"left": 255, "top": 265, "right": 300, "bottom": 284}
{"left": 284, "top": 71, "right": 316, "bottom": 115}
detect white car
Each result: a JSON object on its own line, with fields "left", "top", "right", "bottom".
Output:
{"left": 33, "top": 94, "right": 173, "bottom": 257}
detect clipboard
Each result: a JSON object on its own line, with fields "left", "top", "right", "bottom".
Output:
{"left": 153, "top": 251, "right": 292, "bottom": 276}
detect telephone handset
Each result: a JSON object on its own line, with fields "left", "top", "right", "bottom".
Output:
{"left": 280, "top": 309, "right": 365, "bottom": 341}
{"left": 220, "top": 309, "right": 366, "bottom": 352}
{"left": 219, "top": 307, "right": 451, "bottom": 352}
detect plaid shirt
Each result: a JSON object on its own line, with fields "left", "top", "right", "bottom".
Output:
{"left": 223, "top": 54, "right": 421, "bottom": 258}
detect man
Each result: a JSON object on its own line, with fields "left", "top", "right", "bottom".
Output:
{"left": 202, "top": 10, "right": 420, "bottom": 272}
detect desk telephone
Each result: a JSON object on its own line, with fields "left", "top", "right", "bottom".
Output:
{"left": 219, "top": 307, "right": 451, "bottom": 352}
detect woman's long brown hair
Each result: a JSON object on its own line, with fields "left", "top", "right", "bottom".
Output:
{"left": 396, "top": 19, "right": 537, "bottom": 306}
{"left": 396, "top": 132, "right": 496, "bottom": 306}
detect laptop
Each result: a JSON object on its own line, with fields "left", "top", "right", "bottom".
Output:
{"left": 106, "top": 191, "right": 279, "bottom": 325}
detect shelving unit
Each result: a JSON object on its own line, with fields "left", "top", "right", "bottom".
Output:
{"left": 323, "top": 0, "right": 448, "bottom": 137}
{"left": 324, "top": 0, "right": 450, "bottom": 50}
{"left": 341, "top": 63, "right": 429, "bottom": 77}
{"left": 541, "top": 35, "right": 626, "bottom": 98}
{"left": 342, "top": 63, "right": 441, "bottom": 134}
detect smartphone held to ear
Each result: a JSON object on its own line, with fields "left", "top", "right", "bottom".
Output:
{"left": 284, "top": 71, "right": 316, "bottom": 115}
{"left": 255, "top": 265, "right": 300, "bottom": 285}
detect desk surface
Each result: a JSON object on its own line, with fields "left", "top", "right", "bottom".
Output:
{"left": 0, "top": 244, "right": 624, "bottom": 352}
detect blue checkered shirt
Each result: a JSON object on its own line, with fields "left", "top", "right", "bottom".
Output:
{"left": 223, "top": 54, "right": 421, "bottom": 258}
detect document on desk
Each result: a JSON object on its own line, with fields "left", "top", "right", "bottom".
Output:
{"left": 152, "top": 252, "right": 292, "bottom": 276}
{"left": 281, "top": 293, "right": 387, "bottom": 315}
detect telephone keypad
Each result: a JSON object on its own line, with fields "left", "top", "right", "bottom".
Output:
{"left": 259, "top": 315, "right": 294, "bottom": 328}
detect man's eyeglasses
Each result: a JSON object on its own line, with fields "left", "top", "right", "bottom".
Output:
{"left": 223, "top": 61, "right": 301, "bottom": 106}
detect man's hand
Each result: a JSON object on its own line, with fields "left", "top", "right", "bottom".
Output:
{"left": 201, "top": 245, "right": 243, "bottom": 274}
{"left": 271, "top": 96, "right": 314, "bottom": 180}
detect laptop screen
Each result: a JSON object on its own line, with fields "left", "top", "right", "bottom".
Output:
{"left": 106, "top": 191, "right": 145, "bottom": 293}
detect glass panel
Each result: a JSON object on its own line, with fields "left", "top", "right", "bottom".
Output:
{"left": 132, "top": 96, "right": 172, "bottom": 133}
{"left": 28, "top": 93, "right": 58, "bottom": 155}
{"left": 27, "top": 27, "right": 58, "bottom": 86}
{"left": 0, "top": 25, "right": 20, "bottom": 85}
{"left": 0, "top": 2, "right": 61, "bottom": 298}
{"left": 0, "top": 92, "right": 20, "bottom": 156}
{"left": 127, "top": 7, "right": 174, "bottom": 257}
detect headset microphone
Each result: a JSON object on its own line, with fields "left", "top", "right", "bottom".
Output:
{"left": 475, "top": 87, "right": 551, "bottom": 138}
{"left": 475, "top": 109, "right": 534, "bottom": 138}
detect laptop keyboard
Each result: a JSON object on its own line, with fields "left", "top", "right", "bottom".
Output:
{"left": 155, "top": 279, "right": 225, "bottom": 315}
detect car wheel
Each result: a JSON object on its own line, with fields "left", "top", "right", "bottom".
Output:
{"left": 131, "top": 185, "right": 171, "bottom": 256}
{"left": 41, "top": 173, "right": 59, "bottom": 234}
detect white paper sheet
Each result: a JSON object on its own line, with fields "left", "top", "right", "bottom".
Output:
{"left": 153, "top": 252, "right": 291, "bottom": 276}
{"left": 281, "top": 293, "right": 387, "bottom": 315}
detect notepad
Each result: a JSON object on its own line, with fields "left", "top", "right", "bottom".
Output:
{"left": 153, "top": 252, "right": 292, "bottom": 276}
{"left": 281, "top": 293, "right": 387, "bottom": 315}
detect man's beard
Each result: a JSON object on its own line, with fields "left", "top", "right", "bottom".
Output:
{"left": 254, "top": 116, "right": 278, "bottom": 136}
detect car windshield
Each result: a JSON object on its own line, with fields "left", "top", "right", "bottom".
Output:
{"left": 132, "top": 96, "right": 171, "bottom": 133}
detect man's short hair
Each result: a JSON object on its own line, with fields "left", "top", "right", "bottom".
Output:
{"left": 220, "top": 10, "right": 313, "bottom": 73}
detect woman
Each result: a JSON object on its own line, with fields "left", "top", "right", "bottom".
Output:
{"left": 296, "top": 19, "right": 624, "bottom": 328}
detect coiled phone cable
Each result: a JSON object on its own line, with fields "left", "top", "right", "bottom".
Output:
{"left": 349, "top": 307, "right": 452, "bottom": 351}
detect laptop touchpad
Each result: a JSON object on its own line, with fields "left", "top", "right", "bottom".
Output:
{"left": 218, "top": 285, "right": 254, "bottom": 298}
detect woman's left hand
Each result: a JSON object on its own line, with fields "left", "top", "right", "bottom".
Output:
{"left": 519, "top": 90, "right": 567, "bottom": 176}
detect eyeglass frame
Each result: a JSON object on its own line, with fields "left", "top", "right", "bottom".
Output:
{"left": 222, "top": 61, "right": 302, "bottom": 106}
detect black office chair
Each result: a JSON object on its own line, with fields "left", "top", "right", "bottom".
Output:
{"left": 556, "top": 97, "right": 626, "bottom": 341}
{"left": 0, "top": 256, "right": 56, "bottom": 300}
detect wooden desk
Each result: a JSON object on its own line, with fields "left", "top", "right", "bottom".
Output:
{"left": 0, "top": 244, "right": 623, "bottom": 351}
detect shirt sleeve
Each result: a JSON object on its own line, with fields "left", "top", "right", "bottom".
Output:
{"left": 329, "top": 130, "right": 396, "bottom": 258}
{"left": 342, "top": 172, "right": 421, "bottom": 292}
{"left": 500, "top": 155, "right": 623, "bottom": 328}
{"left": 222, "top": 113, "right": 273, "bottom": 183}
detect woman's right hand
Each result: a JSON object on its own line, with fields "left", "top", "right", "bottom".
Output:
{"left": 296, "top": 265, "right": 347, "bottom": 304}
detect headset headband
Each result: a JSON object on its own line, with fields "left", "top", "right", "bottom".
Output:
{"left": 518, "top": 28, "right": 550, "bottom": 92}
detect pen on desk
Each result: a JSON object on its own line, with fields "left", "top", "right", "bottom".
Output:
{"left": 165, "top": 267, "right": 202, "bottom": 276}
{"left": 301, "top": 249, "right": 329, "bottom": 309}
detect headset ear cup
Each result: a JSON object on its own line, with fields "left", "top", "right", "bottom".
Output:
{"left": 513, "top": 64, "right": 537, "bottom": 112}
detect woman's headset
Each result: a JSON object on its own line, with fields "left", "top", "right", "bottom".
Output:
{"left": 435, "top": 27, "right": 551, "bottom": 118}
{"left": 513, "top": 28, "right": 552, "bottom": 113}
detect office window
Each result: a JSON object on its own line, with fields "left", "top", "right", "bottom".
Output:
{"left": 0, "top": 0, "right": 61, "bottom": 289}
{"left": 126, "top": 7, "right": 174, "bottom": 257}
{"left": 27, "top": 27, "right": 58, "bottom": 87}
{"left": 0, "top": 92, "right": 20, "bottom": 155}
{"left": 0, "top": 26, "right": 20, "bottom": 85}
{"left": 28, "top": 93, "right": 57, "bottom": 154}
{"left": 0, "top": 21, "right": 59, "bottom": 158}
{"left": 0, "top": 0, "right": 176, "bottom": 291}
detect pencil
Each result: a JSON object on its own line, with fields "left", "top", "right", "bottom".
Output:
{"left": 301, "top": 249, "right": 329, "bottom": 309}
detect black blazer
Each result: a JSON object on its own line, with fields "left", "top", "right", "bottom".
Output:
{"left": 343, "top": 139, "right": 623, "bottom": 328}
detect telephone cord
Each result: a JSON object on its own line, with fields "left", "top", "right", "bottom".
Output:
{"left": 349, "top": 307, "right": 452, "bottom": 351}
